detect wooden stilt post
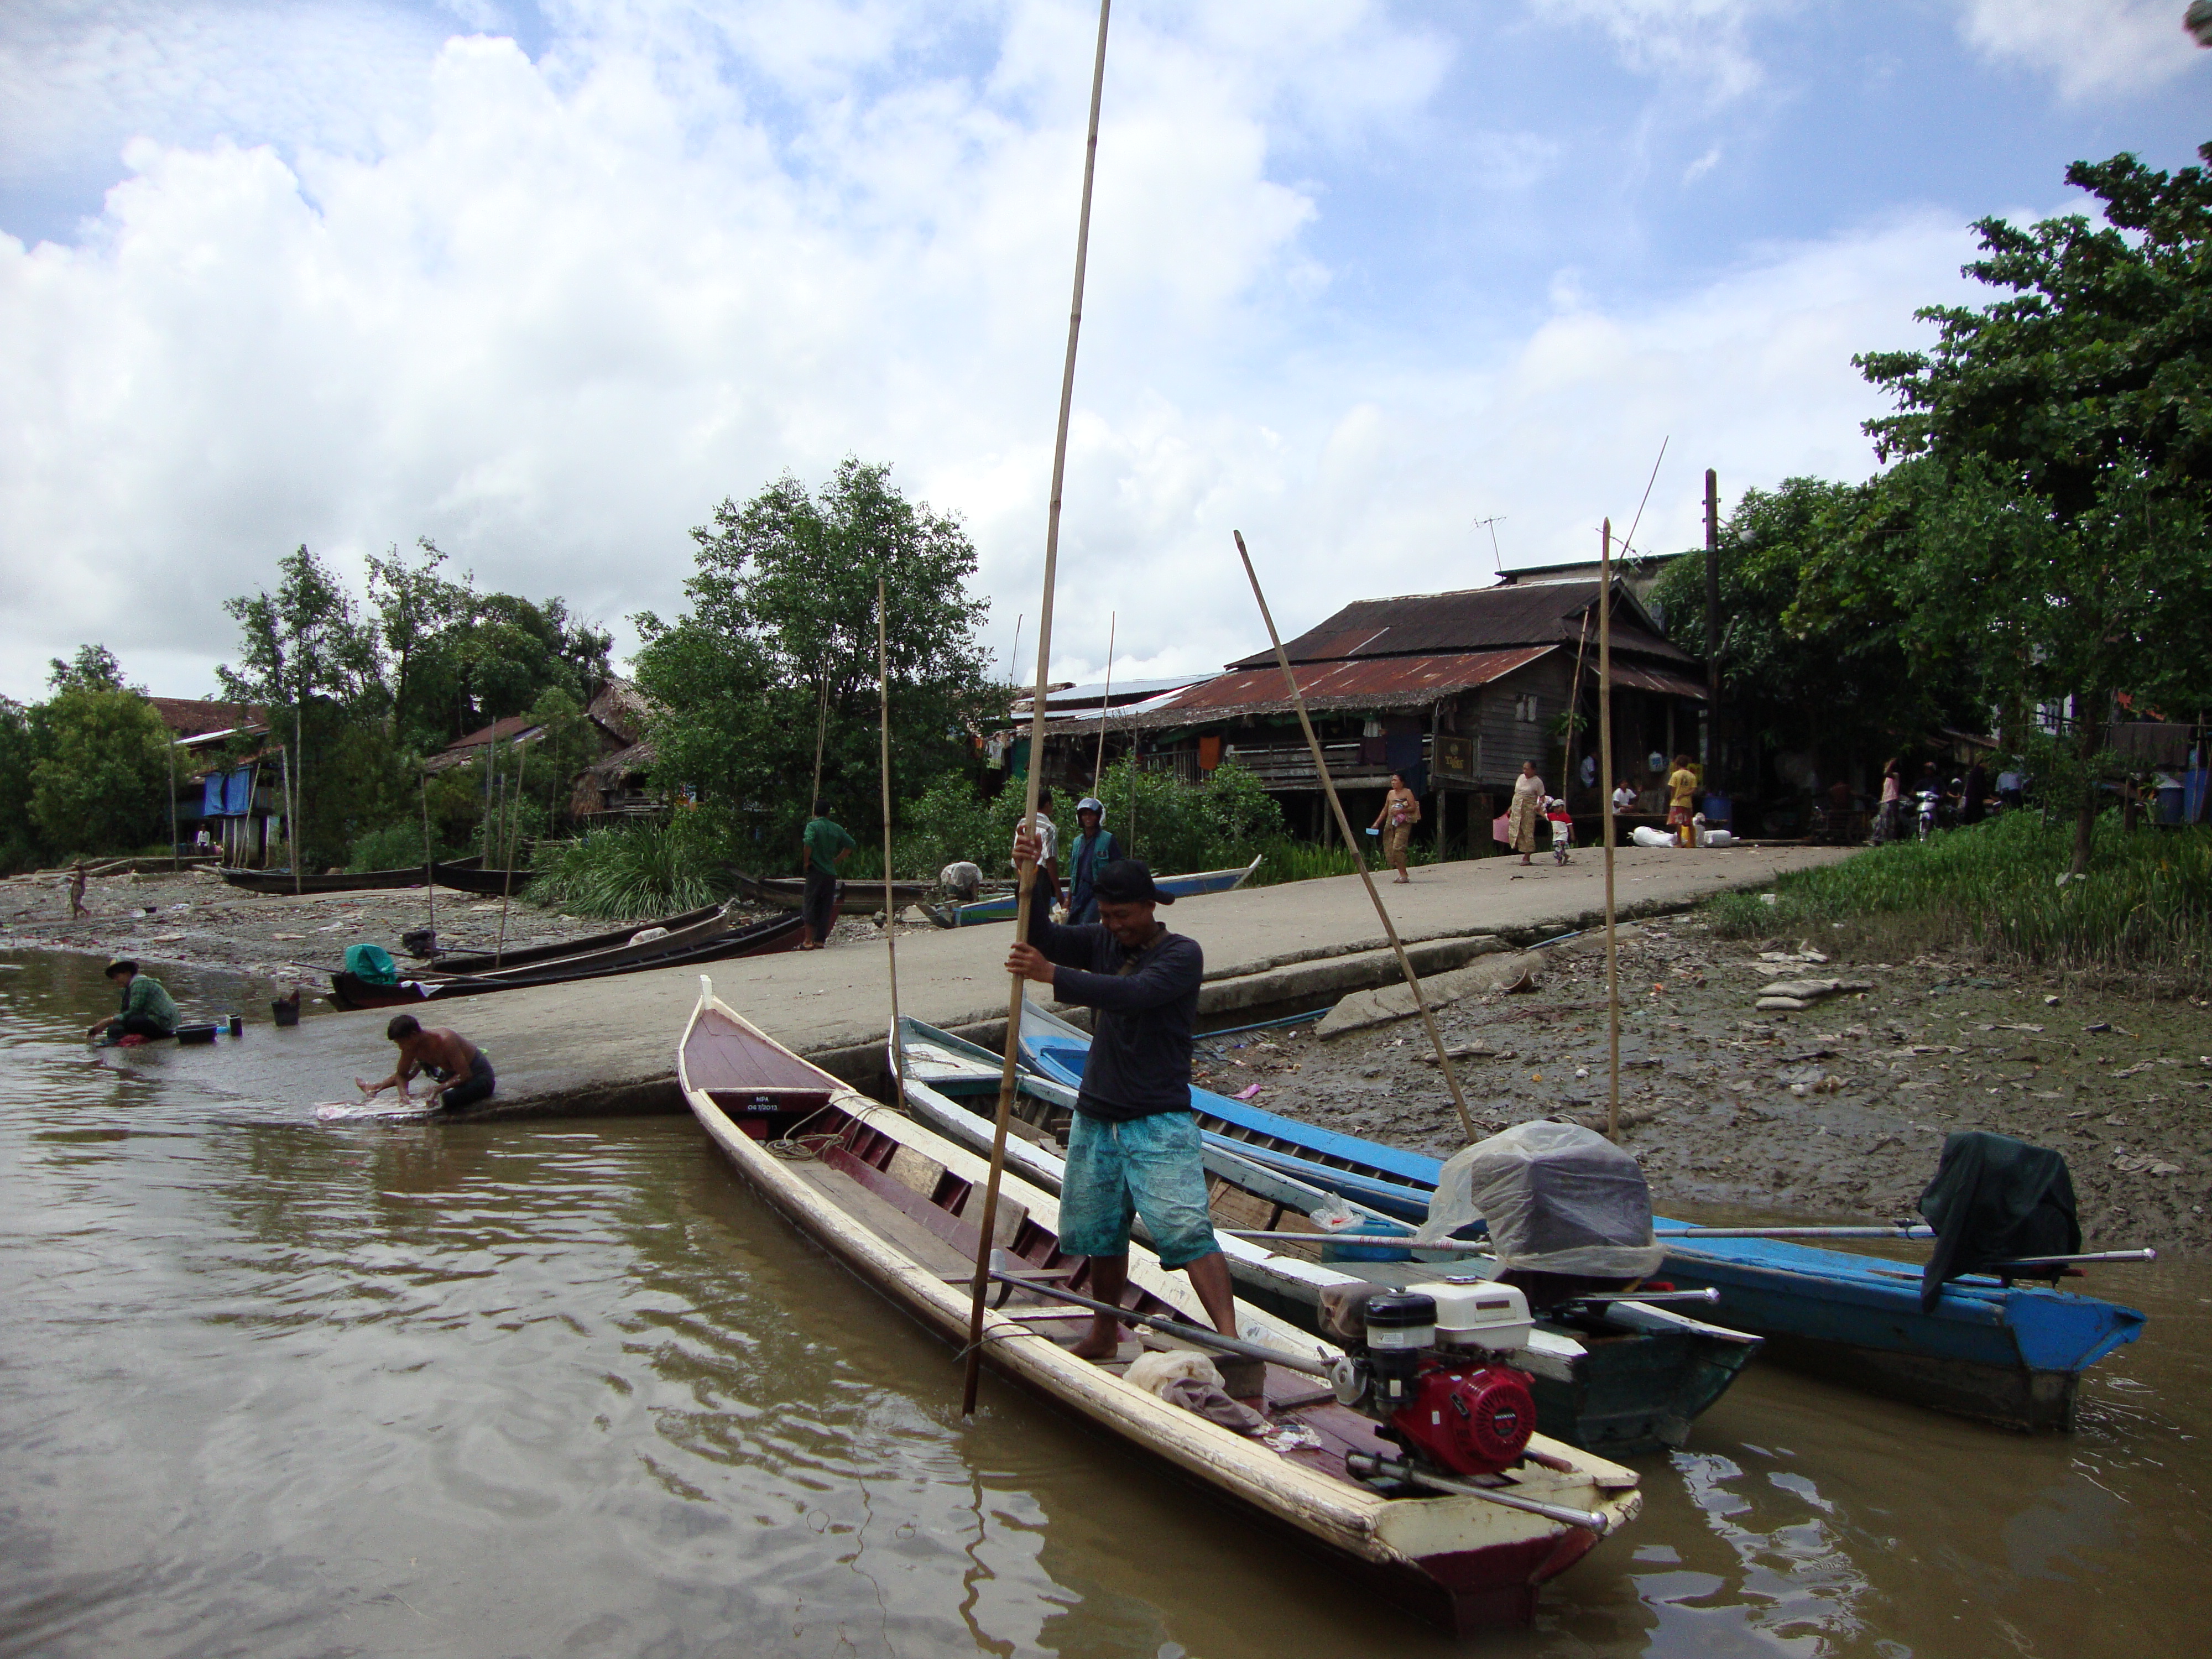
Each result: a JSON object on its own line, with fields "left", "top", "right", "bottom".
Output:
{"left": 1234, "top": 531, "right": 1484, "bottom": 1145}
{"left": 963, "top": 0, "right": 1111, "bottom": 1421}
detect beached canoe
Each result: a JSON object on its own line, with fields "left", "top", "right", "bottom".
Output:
{"left": 925, "top": 854, "right": 1263, "bottom": 927}
{"left": 1013, "top": 1001, "right": 2143, "bottom": 1431}
{"left": 429, "top": 862, "right": 539, "bottom": 896}
{"left": 327, "top": 907, "right": 802, "bottom": 1009}
{"left": 426, "top": 902, "right": 727, "bottom": 975}
{"left": 729, "top": 872, "right": 935, "bottom": 916}
{"left": 895, "top": 1013, "right": 1756, "bottom": 1456}
{"left": 688, "top": 984, "right": 1641, "bottom": 1633}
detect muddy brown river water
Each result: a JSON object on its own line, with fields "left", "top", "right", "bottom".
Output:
{"left": 2, "top": 949, "right": 2206, "bottom": 1657}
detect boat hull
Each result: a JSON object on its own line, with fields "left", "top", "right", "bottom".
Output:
{"left": 696, "top": 997, "right": 1639, "bottom": 1634}
{"left": 1014, "top": 1000, "right": 2146, "bottom": 1431}
{"left": 930, "top": 855, "right": 1262, "bottom": 926}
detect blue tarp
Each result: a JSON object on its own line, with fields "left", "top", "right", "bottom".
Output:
{"left": 224, "top": 769, "right": 254, "bottom": 815}
{"left": 202, "top": 773, "right": 226, "bottom": 817}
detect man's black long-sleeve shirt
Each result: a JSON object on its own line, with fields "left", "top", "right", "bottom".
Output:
{"left": 1025, "top": 906, "right": 1202, "bottom": 1122}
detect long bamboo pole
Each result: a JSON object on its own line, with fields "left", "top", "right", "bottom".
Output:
{"left": 963, "top": 0, "right": 1110, "bottom": 1420}
{"left": 1233, "top": 530, "right": 1482, "bottom": 1144}
{"left": 167, "top": 737, "right": 179, "bottom": 873}
{"left": 293, "top": 700, "right": 304, "bottom": 896}
{"left": 1600, "top": 519, "right": 1620, "bottom": 1140}
{"left": 495, "top": 768, "right": 516, "bottom": 968}
{"left": 1091, "top": 611, "right": 1115, "bottom": 794}
{"left": 420, "top": 773, "right": 437, "bottom": 951}
{"left": 878, "top": 577, "right": 906, "bottom": 1112}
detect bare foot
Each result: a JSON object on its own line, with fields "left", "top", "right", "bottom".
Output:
{"left": 1068, "top": 1316, "right": 1121, "bottom": 1360}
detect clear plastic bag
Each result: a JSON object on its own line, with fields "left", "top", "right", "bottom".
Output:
{"left": 1414, "top": 1119, "right": 1663, "bottom": 1279}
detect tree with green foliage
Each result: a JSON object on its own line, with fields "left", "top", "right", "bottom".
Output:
{"left": 1651, "top": 478, "right": 1976, "bottom": 784}
{"left": 1838, "top": 143, "right": 2212, "bottom": 872}
{"left": 0, "top": 699, "right": 41, "bottom": 873}
{"left": 634, "top": 458, "right": 994, "bottom": 863}
{"left": 29, "top": 674, "right": 170, "bottom": 857}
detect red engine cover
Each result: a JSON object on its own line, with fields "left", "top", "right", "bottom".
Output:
{"left": 1389, "top": 1365, "right": 1535, "bottom": 1476}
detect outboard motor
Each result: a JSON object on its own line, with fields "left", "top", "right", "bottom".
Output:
{"left": 1321, "top": 1281, "right": 1538, "bottom": 1478}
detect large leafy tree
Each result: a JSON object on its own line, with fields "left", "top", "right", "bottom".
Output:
{"left": 29, "top": 653, "right": 171, "bottom": 858}
{"left": 634, "top": 458, "right": 994, "bottom": 860}
{"left": 1843, "top": 144, "right": 2212, "bottom": 870}
{"left": 1650, "top": 478, "right": 1974, "bottom": 783}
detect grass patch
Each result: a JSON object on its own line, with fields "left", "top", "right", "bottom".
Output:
{"left": 526, "top": 816, "right": 733, "bottom": 919}
{"left": 1706, "top": 811, "right": 2212, "bottom": 995}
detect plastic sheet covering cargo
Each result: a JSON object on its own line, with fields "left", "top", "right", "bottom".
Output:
{"left": 1415, "top": 1121, "right": 1665, "bottom": 1279}
{"left": 342, "top": 943, "right": 399, "bottom": 987}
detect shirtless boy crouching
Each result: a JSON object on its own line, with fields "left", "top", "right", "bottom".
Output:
{"left": 356, "top": 1014, "right": 497, "bottom": 1111}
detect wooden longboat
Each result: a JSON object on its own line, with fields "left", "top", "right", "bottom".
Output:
{"left": 894, "top": 1014, "right": 1756, "bottom": 1457}
{"left": 1014, "top": 1002, "right": 2146, "bottom": 1432}
{"left": 685, "top": 982, "right": 1641, "bottom": 1634}
{"left": 430, "top": 863, "right": 541, "bottom": 896}
{"left": 730, "top": 872, "right": 935, "bottom": 915}
{"left": 427, "top": 903, "right": 726, "bottom": 975}
{"left": 925, "top": 854, "right": 1263, "bottom": 927}
{"left": 221, "top": 867, "right": 432, "bottom": 896}
{"left": 327, "top": 909, "right": 802, "bottom": 1009}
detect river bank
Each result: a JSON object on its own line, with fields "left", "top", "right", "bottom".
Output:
{"left": 0, "top": 864, "right": 906, "bottom": 1001}
{"left": 1208, "top": 912, "right": 2212, "bottom": 1253}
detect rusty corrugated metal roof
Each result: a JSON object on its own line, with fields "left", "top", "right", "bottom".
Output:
{"left": 1609, "top": 663, "right": 1710, "bottom": 700}
{"left": 1227, "top": 581, "right": 1695, "bottom": 669}
{"left": 1053, "top": 648, "right": 1556, "bottom": 734}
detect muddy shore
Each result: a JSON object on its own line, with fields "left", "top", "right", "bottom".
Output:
{"left": 0, "top": 865, "right": 904, "bottom": 999}
{"left": 1199, "top": 914, "right": 2212, "bottom": 1255}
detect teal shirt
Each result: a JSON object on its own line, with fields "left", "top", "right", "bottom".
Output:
{"left": 802, "top": 817, "right": 857, "bottom": 877}
{"left": 120, "top": 974, "right": 179, "bottom": 1033}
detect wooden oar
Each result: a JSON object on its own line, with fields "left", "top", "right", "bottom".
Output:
{"left": 962, "top": 0, "right": 1112, "bottom": 1420}
{"left": 1232, "top": 530, "right": 1482, "bottom": 1144}
{"left": 877, "top": 576, "right": 906, "bottom": 1112}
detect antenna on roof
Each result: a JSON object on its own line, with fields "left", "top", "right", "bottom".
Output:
{"left": 1474, "top": 516, "right": 1507, "bottom": 575}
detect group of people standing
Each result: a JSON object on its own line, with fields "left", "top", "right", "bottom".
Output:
{"left": 1503, "top": 753, "right": 1705, "bottom": 865}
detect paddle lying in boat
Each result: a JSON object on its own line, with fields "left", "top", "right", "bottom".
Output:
{"left": 924, "top": 854, "right": 1263, "bottom": 927}
{"left": 894, "top": 1013, "right": 1757, "bottom": 1457}
{"left": 327, "top": 907, "right": 802, "bottom": 1009}
{"left": 1013, "top": 999, "right": 2147, "bottom": 1432}
{"left": 693, "top": 984, "right": 1641, "bottom": 1633}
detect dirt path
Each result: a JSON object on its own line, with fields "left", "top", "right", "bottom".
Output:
{"left": 1198, "top": 914, "right": 2212, "bottom": 1254}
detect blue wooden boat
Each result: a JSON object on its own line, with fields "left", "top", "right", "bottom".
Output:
{"left": 906, "top": 1014, "right": 1757, "bottom": 1455}
{"left": 926, "top": 854, "right": 1263, "bottom": 927}
{"left": 1015, "top": 1001, "right": 2146, "bottom": 1432}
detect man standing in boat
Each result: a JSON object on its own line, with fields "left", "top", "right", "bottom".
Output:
{"left": 1004, "top": 827, "right": 1237, "bottom": 1357}
{"left": 799, "top": 802, "right": 856, "bottom": 951}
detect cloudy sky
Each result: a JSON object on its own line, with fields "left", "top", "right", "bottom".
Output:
{"left": 2, "top": 0, "right": 2205, "bottom": 702}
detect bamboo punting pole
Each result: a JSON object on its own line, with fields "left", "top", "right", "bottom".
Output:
{"left": 167, "top": 737, "right": 179, "bottom": 873}
{"left": 420, "top": 773, "right": 437, "bottom": 946}
{"left": 293, "top": 701, "right": 304, "bottom": 896}
{"left": 495, "top": 768, "right": 517, "bottom": 968}
{"left": 1233, "top": 530, "right": 1481, "bottom": 1145}
{"left": 1092, "top": 611, "right": 1115, "bottom": 795}
{"left": 1600, "top": 518, "right": 1620, "bottom": 1140}
{"left": 878, "top": 577, "right": 906, "bottom": 1112}
{"left": 963, "top": 0, "right": 1110, "bottom": 1421}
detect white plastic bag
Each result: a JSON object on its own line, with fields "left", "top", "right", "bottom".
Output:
{"left": 1414, "top": 1120, "right": 1664, "bottom": 1279}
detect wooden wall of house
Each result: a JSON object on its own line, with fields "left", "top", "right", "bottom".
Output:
{"left": 1465, "top": 655, "right": 1575, "bottom": 785}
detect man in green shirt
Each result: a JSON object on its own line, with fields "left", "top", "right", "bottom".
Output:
{"left": 800, "top": 804, "right": 857, "bottom": 950}
{"left": 88, "top": 958, "right": 179, "bottom": 1042}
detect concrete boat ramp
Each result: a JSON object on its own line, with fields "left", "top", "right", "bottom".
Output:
{"left": 165, "top": 843, "right": 1851, "bottom": 1119}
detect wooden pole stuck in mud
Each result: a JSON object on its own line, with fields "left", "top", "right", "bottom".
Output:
{"left": 964, "top": 0, "right": 1112, "bottom": 1421}
{"left": 878, "top": 577, "right": 906, "bottom": 1112}
{"left": 420, "top": 773, "right": 437, "bottom": 948}
{"left": 1600, "top": 518, "right": 1621, "bottom": 1140}
{"left": 1233, "top": 529, "right": 1483, "bottom": 1145}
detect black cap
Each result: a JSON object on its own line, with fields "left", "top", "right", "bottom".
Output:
{"left": 1093, "top": 859, "right": 1172, "bottom": 905}
{"left": 105, "top": 958, "right": 138, "bottom": 978}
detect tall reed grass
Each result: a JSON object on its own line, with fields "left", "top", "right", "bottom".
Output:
{"left": 526, "top": 816, "right": 731, "bottom": 919}
{"left": 1705, "top": 812, "right": 2212, "bottom": 994}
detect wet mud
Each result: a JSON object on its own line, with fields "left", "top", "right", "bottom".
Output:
{"left": 1201, "top": 915, "right": 2212, "bottom": 1253}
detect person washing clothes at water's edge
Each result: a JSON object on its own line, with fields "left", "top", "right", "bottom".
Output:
{"left": 87, "top": 959, "right": 177, "bottom": 1044}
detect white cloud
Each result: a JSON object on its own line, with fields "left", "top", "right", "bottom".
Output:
{"left": 0, "top": 1, "right": 1992, "bottom": 705}
{"left": 1525, "top": 0, "right": 1790, "bottom": 103}
{"left": 1954, "top": 0, "right": 2205, "bottom": 100}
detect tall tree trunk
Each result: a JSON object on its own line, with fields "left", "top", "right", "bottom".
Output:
{"left": 2069, "top": 688, "right": 2104, "bottom": 877}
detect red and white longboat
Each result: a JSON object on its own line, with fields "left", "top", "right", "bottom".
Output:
{"left": 677, "top": 978, "right": 1642, "bottom": 1634}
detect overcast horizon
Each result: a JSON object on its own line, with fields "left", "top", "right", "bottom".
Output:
{"left": 2, "top": 0, "right": 2206, "bottom": 705}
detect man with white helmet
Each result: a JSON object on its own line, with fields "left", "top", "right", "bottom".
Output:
{"left": 1063, "top": 795, "right": 1122, "bottom": 925}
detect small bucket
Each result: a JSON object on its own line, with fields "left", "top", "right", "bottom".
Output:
{"left": 228, "top": 1014, "right": 244, "bottom": 1037}
{"left": 272, "top": 999, "right": 300, "bottom": 1028}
